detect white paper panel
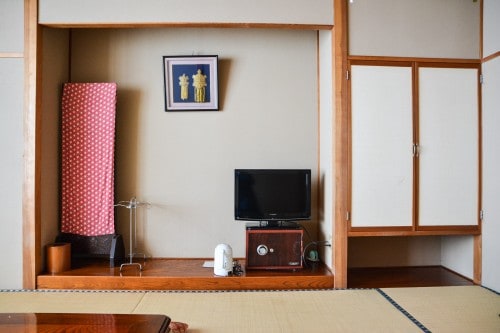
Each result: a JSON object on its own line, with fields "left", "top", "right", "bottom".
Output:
{"left": 39, "top": 0, "right": 333, "bottom": 26}
{"left": 0, "top": 59, "right": 24, "bottom": 288}
{"left": 351, "top": 65, "right": 413, "bottom": 227}
{"left": 483, "top": 0, "right": 500, "bottom": 57}
{"left": 481, "top": 57, "right": 500, "bottom": 292}
{"left": 0, "top": 0, "right": 24, "bottom": 53}
{"left": 348, "top": 0, "right": 480, "bottom": 59}
{"left": 418, "top": 67, "right": 479, "bottom": 226}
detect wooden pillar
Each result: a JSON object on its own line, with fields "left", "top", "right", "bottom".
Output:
{"left": 23, "top": 0, "right": 41, "bottom": 289}
{"left": 333, "top": 0, "right": 349, "bottom": 288}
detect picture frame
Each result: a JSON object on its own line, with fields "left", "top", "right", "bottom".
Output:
{"left": 163, "top": 55, "right": 219, "bottom": 111}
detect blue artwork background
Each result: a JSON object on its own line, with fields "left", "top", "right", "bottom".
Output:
{"left": 171, "top": 64, "right": 211, "bottom": 103}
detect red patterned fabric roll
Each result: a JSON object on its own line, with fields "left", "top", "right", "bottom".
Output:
{"left": 61, "top": 83, "right": 117, "bottom": 236}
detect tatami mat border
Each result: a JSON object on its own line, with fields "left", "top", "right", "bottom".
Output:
{"left": 376, "top": 288, "right": 430, "bottom": 333}
{"left": 0, "top": 289, "right": 147, "bottom": 293}
{"left": 7, "top": 286, "right": 497, "bottom": 333}
{"left": 481, "top": 285, "right": 500, "bottom": 295}
{"left": 5, "top": 285, "right": 495, "bottom": 294}
{"left": 0, "top": 288, "right": 368, "bottom": 294}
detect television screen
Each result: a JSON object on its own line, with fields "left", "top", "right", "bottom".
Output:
{"left": 234, "top": 169, "right": 311, "bottom": 224}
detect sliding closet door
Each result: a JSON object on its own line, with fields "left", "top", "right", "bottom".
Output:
{"left": 350, "top": 64, "right": 414, "bottom": 228}
{"left": 418, "top": 66, "right": 479, "bottom": 227}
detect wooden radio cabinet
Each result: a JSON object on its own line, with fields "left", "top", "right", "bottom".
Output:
{"left": 246, "top": 225, "right": 303, "bottom": 270}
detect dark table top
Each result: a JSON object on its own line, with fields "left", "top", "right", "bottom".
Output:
{"left": 0, "top": 313, "right": 171, "bottom": 333}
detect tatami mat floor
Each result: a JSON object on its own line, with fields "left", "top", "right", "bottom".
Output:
{"left": 0, "top": 286, "right": 498, "bottom": 332}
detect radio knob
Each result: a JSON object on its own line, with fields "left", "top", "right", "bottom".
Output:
{"left": 256, "top": 245, "right": 268, "bottom": 256}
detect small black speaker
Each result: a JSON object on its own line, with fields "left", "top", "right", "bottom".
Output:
{"left": 110, "top": 234, "right": 125, "bottom": 267}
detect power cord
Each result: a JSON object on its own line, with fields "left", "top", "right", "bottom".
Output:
{"left": 302, "top": 240, "right": 331, "bottom": 267}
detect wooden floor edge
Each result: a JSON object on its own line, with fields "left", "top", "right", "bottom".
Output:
{"left": 36, "top": 275, "right": 335, "bottom": 291}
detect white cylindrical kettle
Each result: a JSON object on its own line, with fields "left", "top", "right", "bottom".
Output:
{"left": 214, "top": 244, "right": 233, "bottom": 276}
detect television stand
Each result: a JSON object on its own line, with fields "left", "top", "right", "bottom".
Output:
{"left": 246, "top": 224, "right": 303, "bottom": 270}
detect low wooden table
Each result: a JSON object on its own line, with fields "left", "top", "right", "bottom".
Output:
{"left": 0, "top": 313, "right": 171, "bottom": 333}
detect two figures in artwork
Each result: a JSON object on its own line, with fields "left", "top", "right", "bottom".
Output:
{"left": 179, "top": 69, "right": 207, "bottom": 103}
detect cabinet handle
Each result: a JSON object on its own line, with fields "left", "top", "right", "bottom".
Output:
{"left": 413, "top": 143, "right": 420, "bottom": 157}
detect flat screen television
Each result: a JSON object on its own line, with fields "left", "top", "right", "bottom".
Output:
{"left": 234, "top": 169, "right": 311, "bottom": 226}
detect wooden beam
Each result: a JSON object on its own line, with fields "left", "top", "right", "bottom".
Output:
{"left": 23, "top": 0, "right": 41, "bottom": 289}
{"left": 333, "top": 0, "right": 349, "bottom": 288}
{"left": 40, "top": 22, "right": 333, "bottom": 30}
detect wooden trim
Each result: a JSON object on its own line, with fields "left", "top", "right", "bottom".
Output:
{"left": 349, "top": 229, "right": 480, "bottom": 237}
{"left": 346, "top": 59, "right": 351, "bottom": 234}
{"left": 39, "top": 22, "right": 334, "bottom": 31}
{"left": 473, "top": 234, "right": 482, "bottom": 284}
{"left": 475, "top": 60, "right": 483, "bottom": 285}
{"left": 349, "top": 226, "right": 413, "bottom": 234}
{"left": 348, "top": 55, "right": 481, "bottom": 64}
{"left": 36, "top": 258, "right": 334, "bottom": 291}
{"left": 23, "top": 0, "right": 41, "bottom": 289}
{"left": 482, "top": 51, "right": 500, "bottom": 63}
{"left": 412, "top": 62, "right": 419, "bottom": 232}
{"left": 349, "top": 59, "right": 414, "bottom": 67}
{"left": 0, "top": 52, "right": 24, "bottom": 58}
{"left": 333, "top": 0, "right": 349, "bottom": 289}
{"left": 348, "top": 58, "right": 481, "bottom": 71}
{"left": 415, "top": 225, "right": 480, "bottom": 233}
{"left": 417, "top": 62, "right": 482, "bottom": 69}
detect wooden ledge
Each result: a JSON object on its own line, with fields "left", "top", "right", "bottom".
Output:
{"left": 37, "top": 258, "right": 334, "bottom": 291}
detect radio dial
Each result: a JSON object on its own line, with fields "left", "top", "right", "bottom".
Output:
{"left": 256, "top": 245, "right": 268, "bottom": 256}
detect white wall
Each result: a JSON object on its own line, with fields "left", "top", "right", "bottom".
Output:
{"left": 440, "top": 236, "right": 473, "bottom": 279}
{"left": 0, "top": 0, "right": 24, "bottom": 289}
{"left": 348, "top": 0, "right": 480, "bottom": 59}
{"left": 67, "top": 28, "right": 319, "bottom": 258}
{"left": 0, "top": 59, "right": 24, "bottom": 289}
{"left": 348, "top": 237, "right": 441, "bottom": 267}
{"left": 0, "top": 0, "right": 24, "bottom": 52}
{"left": 318, "top": 30, "right": 334, "bottom": 268}
{"left": 39, "top": 0, "right": 333, "bottom": 26}
{"left": 40, "top": 28, "right": 70, "bottom": 264}
{"left": 483, "top": 0, "right": 500, "bottom": 57}
{"left": 481, "top": 0, "right": 500, "bottom": 292}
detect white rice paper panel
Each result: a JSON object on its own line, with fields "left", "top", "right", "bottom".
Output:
{"left": 351, "top": 65, "right": 413, "bottom": 227}
{"left": 39, "top": 0, "right": 333, "bottom": 26}
{"left": 418, "top": 67, "right": 479, "bottom": 226}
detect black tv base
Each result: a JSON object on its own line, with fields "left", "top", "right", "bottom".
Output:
{"left": 245, "top": 221, "right": 301, "bottom": 230}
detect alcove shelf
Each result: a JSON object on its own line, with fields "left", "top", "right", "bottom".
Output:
{"left": 36, "top": 257, "right": 474, "bottom": 290}
{"left": 32, "top": 18, "right": 336, "bottom": 288}
{"left": 37, "top": 258, "right": 334, "bottom": 291}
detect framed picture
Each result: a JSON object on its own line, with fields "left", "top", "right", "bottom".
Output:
{"left": 163, "top": 55, "right": 219, "bottom": 111}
